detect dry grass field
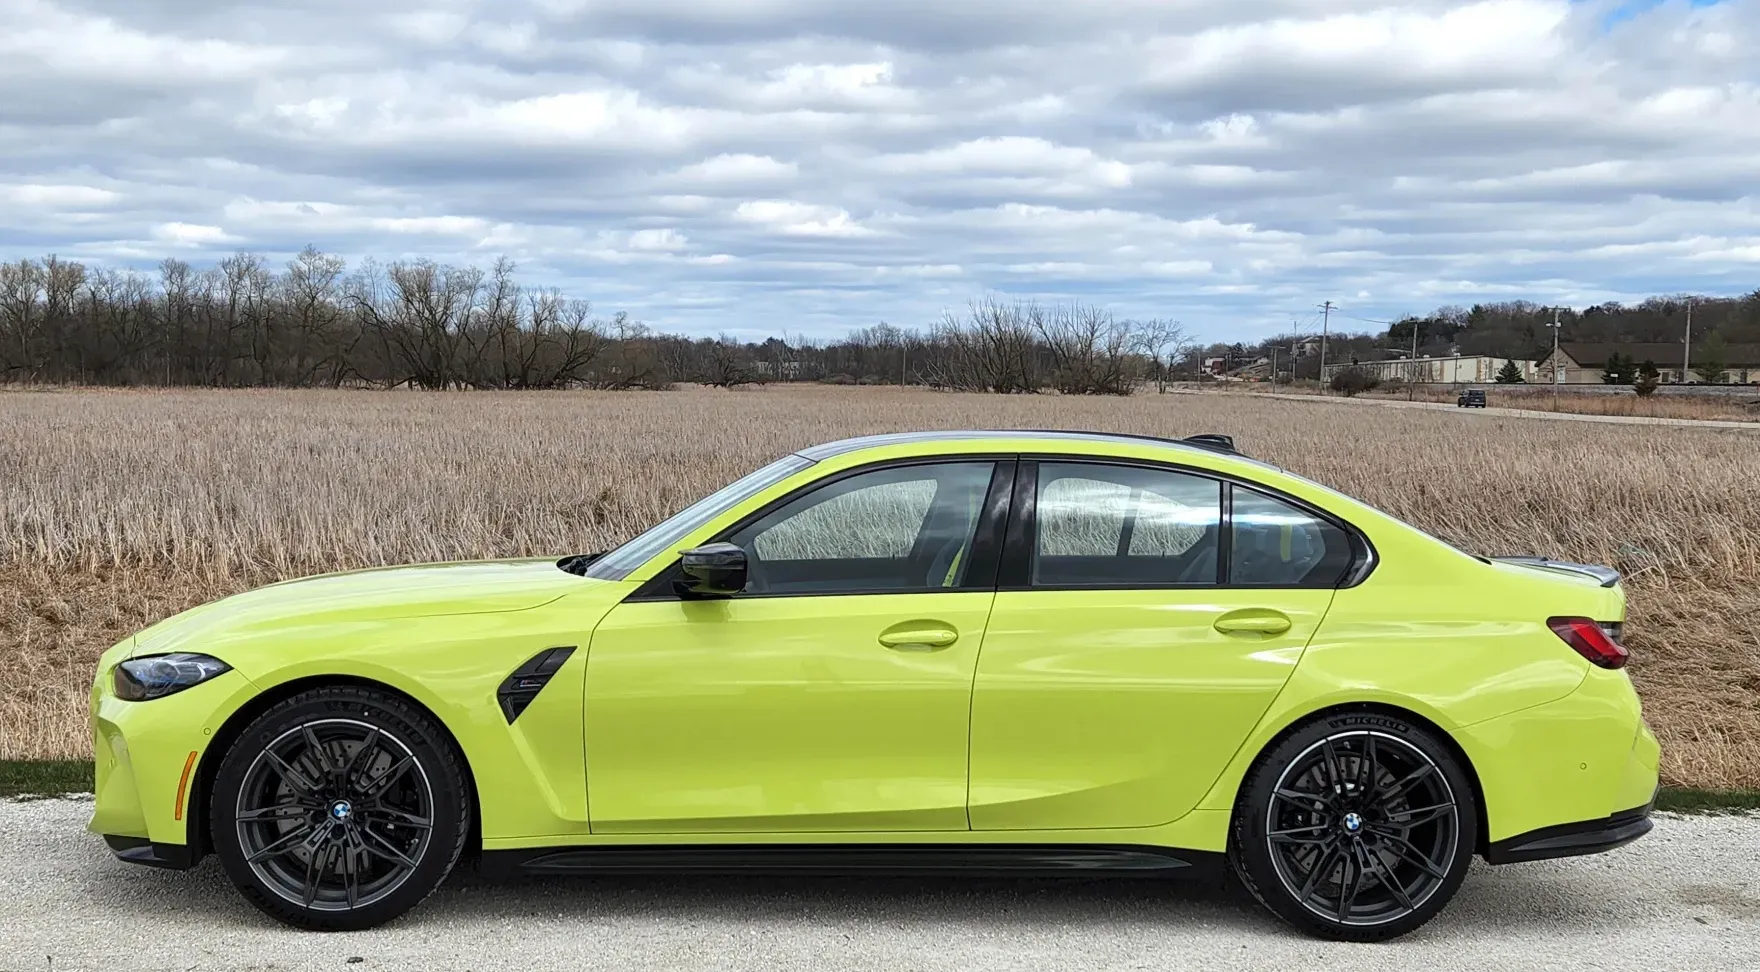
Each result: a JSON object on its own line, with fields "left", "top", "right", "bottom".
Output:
{"left": 2, "top": 385, "right": 1757, "bottom": 789}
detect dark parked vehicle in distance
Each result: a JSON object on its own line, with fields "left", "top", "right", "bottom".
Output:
{"left": 1457, "top": 389, "right": 1487, "bottom": 408}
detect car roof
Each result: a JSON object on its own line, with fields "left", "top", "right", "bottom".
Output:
{"left": 794, "top": 429, "right": 1269, "bottom": 468}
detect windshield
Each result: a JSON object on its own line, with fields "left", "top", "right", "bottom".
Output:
{"left": 583, "top": 453, "right": 815, "bottom": 580}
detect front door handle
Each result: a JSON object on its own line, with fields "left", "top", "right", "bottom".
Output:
{"left": 1214, "top": 609, "right": 1293, "bottom": 636}
{"left": 878, "top": 621, "right": 959, "bottom": 651}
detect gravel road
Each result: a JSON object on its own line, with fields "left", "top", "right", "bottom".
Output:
{"left": 5, "top": 798, "right": 1759, "bottom": 972}
{"left": 1237, "top": 390, "right": 1760, "bottom": 430}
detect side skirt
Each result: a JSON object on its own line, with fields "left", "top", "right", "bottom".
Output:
{"left": 479, "top": 844, "right": 1225, "bottom": 880}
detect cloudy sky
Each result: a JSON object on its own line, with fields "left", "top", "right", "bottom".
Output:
{"left": 1, "top": 0, "right": 1755, "bottom": 341}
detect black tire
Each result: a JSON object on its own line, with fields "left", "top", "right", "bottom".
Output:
{"left": 209, "top": 685, "right": 471, "bottom": 930}
{"left": 1229, "top": 710, "right": 1478, "bottom": 942}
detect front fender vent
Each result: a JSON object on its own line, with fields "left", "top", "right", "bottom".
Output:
{"left": 498, "top": 646, "right": 577, "bottom": 723}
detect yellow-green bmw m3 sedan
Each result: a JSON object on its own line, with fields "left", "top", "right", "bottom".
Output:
{"left": 89, "top": 430, "right": 1658, "bottom": 940}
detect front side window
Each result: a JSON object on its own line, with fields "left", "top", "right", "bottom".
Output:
{"left": 1032, "top": 463, "right": 1222, "bottom": 586}
{"left": 724, "top": 462, "right": 996, "bottom": 595}
{"left": 584, "top": 454, "right": 814, "bottom": 580}
{"left": 1229, "top": 486, "right": 1353, "bottom": 587}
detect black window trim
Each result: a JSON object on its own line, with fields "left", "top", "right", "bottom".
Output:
{"left": 625, "top": 454, "right": 1017, "bottom": 603}
{"left": 997, "top": 454, "right": 1377, "bottom": 593}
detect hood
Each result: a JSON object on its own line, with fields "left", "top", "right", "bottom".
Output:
{"left": 131, "top": 558, "right": 599, "bottom": 658}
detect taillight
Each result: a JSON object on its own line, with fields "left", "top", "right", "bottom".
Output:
{"left": 1548, "top": 617, "right": 1629, "bottom": 669}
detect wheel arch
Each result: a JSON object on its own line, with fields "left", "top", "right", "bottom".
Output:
{"left": 1228, "top": 701, "right": 1491, "bottom": 857}
{"left": 187, "top": 674, "right": 482, "bottom": 862}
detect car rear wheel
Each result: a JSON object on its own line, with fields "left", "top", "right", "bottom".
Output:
{"left": 210, "top": 685, "right": 471, "bottom": 930}
{"left": 1229, "top": 711, "right": 1477, "bottom": 941}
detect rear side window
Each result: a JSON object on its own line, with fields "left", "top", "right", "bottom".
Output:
{"left": 1032, "top": 463, "right": 1223, "bottom": 587}
{"left": 1229, "top": 486, "right": 1353, "bottom": 587}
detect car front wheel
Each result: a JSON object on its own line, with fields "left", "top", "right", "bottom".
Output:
{"left": 1229, "top": 710, "right": 1478, "bottom": 941}
{"left": 210, "top": 685, "right": 471, "bottom": 930}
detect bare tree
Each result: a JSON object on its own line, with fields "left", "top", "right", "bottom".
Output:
{"left": 691, "top": 334, "right": 759, "bottom": 387}
{"left": 0, "top": 259, "right": 46, "bottom": 381}
{"left": 1133, "top": 318, "right": 1188, "bottom": 393}
{"left": 352, "top": 259, "right": 487, "bottom": 389}
{"left": 1036, "top": 303, "right": 1141, "bottom": 396}
{"left": 279, "top": 246, "right": 355, "bottom": 387}
{"left": 927, "top": 297, "right": 1045, "bottom": 394}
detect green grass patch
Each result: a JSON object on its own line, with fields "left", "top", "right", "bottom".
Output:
{"left": 6, "top": 759, "right": 1760, "bottom": 813}
{"left": 0, "top": 760, "right": 94, "bottom": 798}
{"left": 1654, "top": 787, "right": 1760, "bottom": 814}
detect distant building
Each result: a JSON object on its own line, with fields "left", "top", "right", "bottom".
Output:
{"left": 750, "top": 359, "right": 803, "bottom": 380}
{"left": 1323, "top": 354, "right": 1537, "bottom": 384}
{"left": 1536, "top": 343, "right": 1760, "bottom": 385}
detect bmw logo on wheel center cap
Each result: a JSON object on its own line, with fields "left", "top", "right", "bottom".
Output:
{"left": 330, "top": 800, "right": 353, "bottom": 821}
{"left": 1343, "top": 812, "right": 1362, "bottom": 833}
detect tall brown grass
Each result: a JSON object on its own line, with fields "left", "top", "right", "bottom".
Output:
{"left": 2, "top": 386, "right": 1756, "bottom": 788}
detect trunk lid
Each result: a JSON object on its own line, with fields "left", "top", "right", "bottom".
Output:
{"left": 1489, "top": 556, "right": 1621, "bottom": 588}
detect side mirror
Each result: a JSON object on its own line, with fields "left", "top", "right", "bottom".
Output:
{"left": 675, "top": 542, "right": 748, "bottom": 598}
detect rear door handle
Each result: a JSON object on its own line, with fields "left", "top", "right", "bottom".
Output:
{"left": 878, "top": 622, "right": 959, "bottom": 651}
{"left": 1214, "top": 609, "right": 1293, "bottom": 636}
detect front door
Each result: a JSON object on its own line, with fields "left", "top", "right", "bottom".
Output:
{"left": 586, "top": 459, "right": 1008, "bottom": 834}
{"left": 968, "top": 461, "right": 1346, "bottom": 831}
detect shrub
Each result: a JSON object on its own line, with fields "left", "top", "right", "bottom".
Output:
{"left": 1329, "top": 367, "right": 1380, "bottom": 397}
{"left": 1634, "top": 359, "right": 1661, "bottom": 397}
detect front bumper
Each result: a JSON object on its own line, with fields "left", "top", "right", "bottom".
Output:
{"left": 88, "top": 668, "right": 255, "bottom": 858}
{"left": 1484, "top": 792, "right": 1656, "bottom": 864}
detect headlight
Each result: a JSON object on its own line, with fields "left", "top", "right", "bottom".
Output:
{"left": 114, "top": 653, "right": 232, "bottom": 701}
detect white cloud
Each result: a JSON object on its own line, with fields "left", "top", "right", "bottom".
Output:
{"left": 1, "top": 184, "right": 120, "bottom": 207}
{"left": 152, "top": 222, "right": 239, "bottom": 246}
{"left": 0, "top": 0, "right": 1755, "bottom": 339}
{"left": 627, "top": 228, "right": 689, "bottom": 251}
{"left": 1, "top": 0, "right": 292, "bottom": 85}
{"left": 666, "top": 153, "right": 799, "bottom": 185}
{"left": 734, "top": 200, "right": 876, "bottom": 237}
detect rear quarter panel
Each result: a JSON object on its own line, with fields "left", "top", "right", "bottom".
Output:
{"left": 1192, "top": 477, "right": 1631, "bottom": 839}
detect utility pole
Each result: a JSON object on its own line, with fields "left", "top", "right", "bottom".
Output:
{"left": 1408, "top": 317, "right": 1420, "bottom": 401}
{"left": 1548, "top": 306, "right": 1562, "bottom": 411}
{"left": 1319, "top": 301, "right": 1334, "bottom": 389}
{"left": 1683, "top": 297, "right": 1693, "bottom": 384}
{"left": 1270, "top": 345, "right": 1278, "bottom": 395}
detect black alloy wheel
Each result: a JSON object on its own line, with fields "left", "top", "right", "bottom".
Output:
{"left": 211, "top": 686, "right": 470, "bottom": 930}
{"left": 1230, "top": 711, "right": 1478, "bottom": 941}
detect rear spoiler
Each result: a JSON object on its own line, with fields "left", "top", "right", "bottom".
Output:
{"left": 1490, "top": 556, "right": 1621, "bottom": 588}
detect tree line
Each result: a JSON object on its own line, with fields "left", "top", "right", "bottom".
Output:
{"left": 0, "top": 251, "right": 1188, "bottom": 394}
{"left": 5, "top": 248, "right": 1757, "bottom": 393}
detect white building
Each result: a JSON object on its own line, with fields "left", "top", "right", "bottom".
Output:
{"left": 1323, "top": 355, "right": 1538, "bottom": 385}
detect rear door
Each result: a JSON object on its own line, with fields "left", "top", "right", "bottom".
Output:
{"left": 967, "top": 460, "right": 1348, "bottom": 831}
